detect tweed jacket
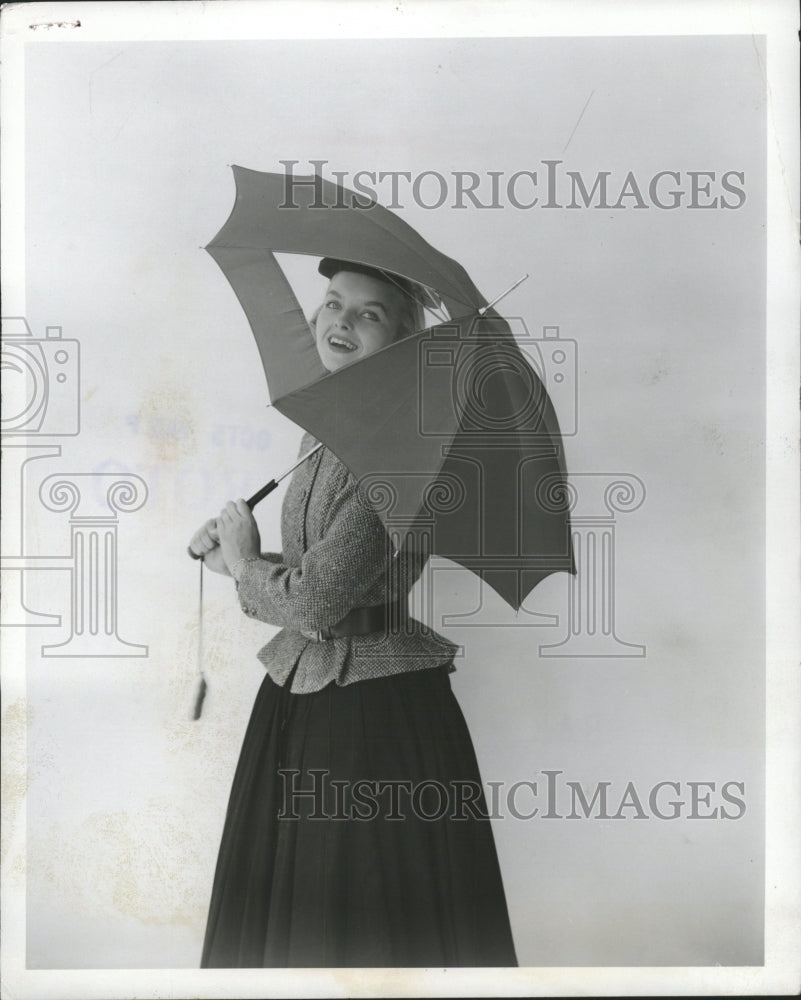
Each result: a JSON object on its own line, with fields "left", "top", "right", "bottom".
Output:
{"left": 235, "top": 432, "right": 459, "bottom": 693}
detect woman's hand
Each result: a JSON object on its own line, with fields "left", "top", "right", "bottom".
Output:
{"left": 188, "top": 518, "right": 230, "bottom": 576}
{"left": 217, "top": 499, "right": 262, "bottom": 572}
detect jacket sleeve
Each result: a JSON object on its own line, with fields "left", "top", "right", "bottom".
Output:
{"left": 234, "top": 471, "right": 391, "bottom": 631}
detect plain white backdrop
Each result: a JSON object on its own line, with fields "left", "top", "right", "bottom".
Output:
{"left": 2, "top": 3, "right": 799, "bottom": 997}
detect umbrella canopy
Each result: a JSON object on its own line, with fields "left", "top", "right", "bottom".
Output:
{"left": 206, "top": 166, "right": 576, "bottom": 610}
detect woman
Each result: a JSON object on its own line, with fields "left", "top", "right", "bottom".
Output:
{"left": 190, "top": 259, "right": 518, "bottom": 968}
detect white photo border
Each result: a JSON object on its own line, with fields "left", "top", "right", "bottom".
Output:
{"left": 1, "top": 1, "right": 798, "bottom": 997}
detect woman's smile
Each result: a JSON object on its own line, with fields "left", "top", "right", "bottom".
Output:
{"left": 327, "top": 331, "right": 359, "bottom": 353}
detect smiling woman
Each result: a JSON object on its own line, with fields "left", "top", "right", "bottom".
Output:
{"left": 189, "top": 253, "right": 520, "bottom": 969}
{"left": 311, "top": 258, "right": 426, "bottom": 371}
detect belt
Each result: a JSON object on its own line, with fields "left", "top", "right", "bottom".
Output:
{"left": 301, "top": 602, "right": 408, "bottom": 642}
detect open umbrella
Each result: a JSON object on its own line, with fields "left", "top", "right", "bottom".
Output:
{"left": 205, "top": 165, "right": 576, "bottom": 610}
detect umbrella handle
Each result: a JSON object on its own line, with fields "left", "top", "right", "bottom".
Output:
{"left": 186, "top": 479, "right": 279, "bottom": 561}
{"left": 246, "top": 479, "right": 279, "bottom": 509}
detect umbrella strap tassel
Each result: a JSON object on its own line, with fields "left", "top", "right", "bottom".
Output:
{"left": 191, "top": 559, "right": 207, "bottom": 720}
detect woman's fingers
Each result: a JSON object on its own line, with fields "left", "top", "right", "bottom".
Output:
{"left": 219, "top": 500, "right": 251, "bottom": 528}
{"left": 226, "top": 499, "right": 246, "bottom": 520}
{"left": 189, "top": 528, "right": 216, "bottom": 556}
{"left": 200, "top": 525, "right": 218, "bottom": 549}
{"left": 216, "top": 498, "right": 261, "bottom": 566}
{"left": 190, "top": 502, "right": 259, "bottom": 566}
{"left": 188, "top": 516, "right": 224, "bottom": 556}
{"left": 216, "top": 505, "right": 235, "bottom": 539}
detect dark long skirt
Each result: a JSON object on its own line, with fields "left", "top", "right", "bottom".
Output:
{"left": 200, "top": 663, "right": 518, "bottom": 968}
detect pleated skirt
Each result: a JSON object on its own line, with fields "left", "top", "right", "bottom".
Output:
{"left": 200, "top": 663, "right": 518, "bottom": 968}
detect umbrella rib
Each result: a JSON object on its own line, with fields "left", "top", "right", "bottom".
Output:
{"left": 370, "top": 385, "right": 420, "bottom": 440}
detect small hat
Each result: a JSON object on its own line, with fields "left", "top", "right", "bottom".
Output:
{"left": 318, "top": 257, "right": 440, "bottom": 313}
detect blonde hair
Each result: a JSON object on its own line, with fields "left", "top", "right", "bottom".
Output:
{"left": 310, "top": 280, "right": 425, "bottom": 342}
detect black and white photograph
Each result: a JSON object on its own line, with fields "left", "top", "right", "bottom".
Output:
{"left": 1, "top": 1, "right": 799, "bottom": 997}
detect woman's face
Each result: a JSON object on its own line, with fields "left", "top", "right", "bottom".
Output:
{"left": 314, "top": 271, "right": 407, "bottom": 372}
